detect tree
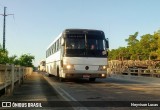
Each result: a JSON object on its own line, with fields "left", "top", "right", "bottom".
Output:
{"left": 0, "top": 44, "right": 9, "bottom": 64}
{"left": 109, "top": 29, "right": 160, "bottom": 61}
{"left": 139, "top": 33, "right": 159, "bottom": 60}
{"left": 19, "top": 54, "right": 35, "bottom": 67}
{"left": 0, "top": 44, "right": 35, "bottom": 66}
{"left": 154, "top": 31, "right": 160, "bottom": 59}
{"left": 108, "top": 49, "right": 119, "bottom": 60}
{"left": 125, "top": 32, "right": 139, "bottom": 46}
{"left": 125, "top": 32, "right": 140, "bottom": 60}
{"left": 8, "top": 55, "right": 17, "bottom": 64}
{"left": 109, "top": 47, "right": 130, "bottom": 60}
{"left": 118, "top": 47, "right": 130, "bottom": 60}
{"left": 150, "top": 51, "right": 158, "bottom": 60}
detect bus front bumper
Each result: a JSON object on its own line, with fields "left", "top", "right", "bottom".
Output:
{"left": 62, "top": 70, "right": 107, "bottom": 78}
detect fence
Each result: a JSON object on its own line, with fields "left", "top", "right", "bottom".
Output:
{"left": 0, "top": 64, "right": 33, "bottom": 95}
{"left": 107, "top": 60, "right": 160, "bottom": 78}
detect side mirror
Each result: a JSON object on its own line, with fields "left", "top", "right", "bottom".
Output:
{"left": 105, "top": 38, "right": 109, "bottom": 49}
{"left": 102, "top": 50, "right": 109, "bottom": 57}
{"left": 61, "top": 38, "right": 65, "bottom": 46}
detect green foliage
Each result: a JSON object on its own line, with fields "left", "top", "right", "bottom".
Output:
{"left": 125, "top": 32, "right": 139, "bottom": 46}
{"left": 8, "top": 55, "right": 18, "bottom": 64}
{"left": 19, "top": 54, "right": 35, "bottom": 67}
{"left": 125, "top": 32, "right": 141, "bottom": 60}
{"left": 0, "top": 45, "right": 9, "bottom": 64}
{"left": 109, "top": 47, "right": 130, "bottom": 60}
{"left": 109, "top": 30, "right": 160, "bottom": 60}
{"left": 0, "top": 44, "right": 35, "bottom": 67}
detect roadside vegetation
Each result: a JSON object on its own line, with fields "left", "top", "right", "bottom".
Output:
{"left": 109, "top": 30, "right": 160, "bottom": 61}
{"left": 0, "top": 45, "right": 35, "bottom": 67}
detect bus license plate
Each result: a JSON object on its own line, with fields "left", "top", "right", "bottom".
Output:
{"left": 83, "top": 75, "right": 90, "bottom": 78}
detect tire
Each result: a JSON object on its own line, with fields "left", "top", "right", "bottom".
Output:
{"left": 57, "top": 66, "right": 64, "bottom": 82}
{"left": 57, "top": 66, "right": 60, "bottom": 77}
{"left": 89, "top": 78, "right": 96, "bottom": 82}
{"left": 59, "top": 77, "right": 64, "bottom": 82}
{"left": 48, "top": 74, "right": 52, "bottom": 77}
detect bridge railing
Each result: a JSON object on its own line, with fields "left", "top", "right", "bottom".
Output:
{"left": 0, "top": 64, "right": 33, "bottom": 95}
{"left": 107, "top": 60, "right": 160, "bottom": 78}
{"left": 107, "top": 67, "right": 160, "bottom": 78}
{"left": 125, "top": 68, "right": 160, "bottom": 77}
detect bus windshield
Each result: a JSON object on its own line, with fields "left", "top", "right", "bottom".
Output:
{"left": 65, "top": 34, "right": 106, "bottom": 57}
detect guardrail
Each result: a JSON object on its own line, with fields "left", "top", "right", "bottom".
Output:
{"left": 107, "top": 67, "right": 160, "bottom": 78}
{"left": 123, "top": 68, "right": 160, "bottom": 77}
{"left": 0, "top": 64, "right": 33, "bottom": 95}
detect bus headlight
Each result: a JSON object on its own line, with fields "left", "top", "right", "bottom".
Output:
{"left": 64, "top": 64, "right": 75, "bottom": 70}
{"left": 66, "top": 65, "right": 71, "bottom": 69}
{"left": 98, "top": 65, "right": 107, "bottom": 71}
{"left": 101, "top": 73, "right": 106, "bottom": 77}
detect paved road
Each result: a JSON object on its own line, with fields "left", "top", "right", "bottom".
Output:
{"left": 43, "top": 73, "right": 160, "bottom": 110}
{"left": 0, "top": 72, "right": 73, "bottom": 110}
{"left": 0, "top": 72, "right": 160, "bottom": 110}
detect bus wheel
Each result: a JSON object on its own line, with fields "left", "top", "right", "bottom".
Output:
{"left": 57, "top": 66, "right": 59, "bottom": 78}
{"left": 48, "top": 74, "right": 52, "bottom": 77}
{"left": 59, "top": 77, "right": 64, "bottom": 82}
{"left": 89, "top": 78, "right": 96, "bottom": 82}
{"left": 57, "top": 66, "right": 64, "bottom": 82}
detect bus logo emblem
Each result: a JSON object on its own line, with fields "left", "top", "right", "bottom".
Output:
{"left": 85, "top": 66, "right": 89, "bottom": 70}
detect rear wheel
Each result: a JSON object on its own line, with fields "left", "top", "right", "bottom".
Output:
{"left": 57, "top": 66, "right": 59, "bottom": 78}
{"left": 89, "top": 78, "right": 96, "bottom": 82}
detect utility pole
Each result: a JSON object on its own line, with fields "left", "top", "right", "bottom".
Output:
{"left": 0, "top": 7, "right": 14, "bottom": 50}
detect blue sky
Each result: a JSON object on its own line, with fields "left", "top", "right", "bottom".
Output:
{"left": 0, "top": 0, "right": 160, "bottom": 66}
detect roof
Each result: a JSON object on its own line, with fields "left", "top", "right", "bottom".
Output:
{"left": 63, "top": 28, "right": 104, "bottom": 34}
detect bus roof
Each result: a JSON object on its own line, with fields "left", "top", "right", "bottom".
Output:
{"left": 63, "top": 28, "right": 104, "bottom": 35}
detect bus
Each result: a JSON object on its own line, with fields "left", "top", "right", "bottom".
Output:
{"left": 39, "top": 60, "right": 46, "bottom": 72}
{"left": 46, "top": 29, "right": 109, "bottom": 81}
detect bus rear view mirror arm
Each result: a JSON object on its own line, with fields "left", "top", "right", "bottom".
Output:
{"left": 105, "top": 38, "right": 109, "bottom": 49}
{"left": 102, "top": 50, "right": 108, "bottom": 57}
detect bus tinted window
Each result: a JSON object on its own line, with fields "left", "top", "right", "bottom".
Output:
{"left": 66, "top": 34, "right": 85, "bottom": 49}
{"left": 87, "top": 37, "right": 104, "bottom": 50}
{"left": 65, "top": 33, "right": 106, "bottom": 57}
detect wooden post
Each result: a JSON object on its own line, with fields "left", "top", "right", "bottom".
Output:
{"left": 4, "top": 64, "right": 7, "bottom": 95}
{"left": 138, "top": 68, "right": 141, "bottom": 76}
{"left": 151, "top": 69, "right": 154, "bottom": 77}
{"left": 22, "top": 67, "right": 25, "bottom": 84}
{"left": 128, "top": 68, "right": 131, "bottom": 75}
{"left": 18, "top": 66, "right": 21, "bottom": 85}
{"left": 11, "top": 64, "right": 14, "bottom": 94}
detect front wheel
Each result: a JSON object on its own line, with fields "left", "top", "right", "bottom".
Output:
{"left": 89, "top": 78, "right": 96, "bottom": 82}
{"left": 48, "top": 74, "right": 53, "bottom": 77}
{"left": 57, "top": 66, "right": 65, "bottom": 82}
{"left": 59, "top": 77, "right": 65, "bottom": 82}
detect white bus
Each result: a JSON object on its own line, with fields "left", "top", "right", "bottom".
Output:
{"left": 39, "top": 60, "right": 46, "bottom": 72}
{"left": 46, "top": 29, "right": 109, "bottom": 81}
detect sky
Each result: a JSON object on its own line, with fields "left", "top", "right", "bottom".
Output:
{"left": 0, "top": 0, "right": 160, "bottom": 66}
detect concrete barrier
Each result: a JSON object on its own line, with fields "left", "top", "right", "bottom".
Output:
{"left": 0, "top": 64, "right": 33, "bottom": 95}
